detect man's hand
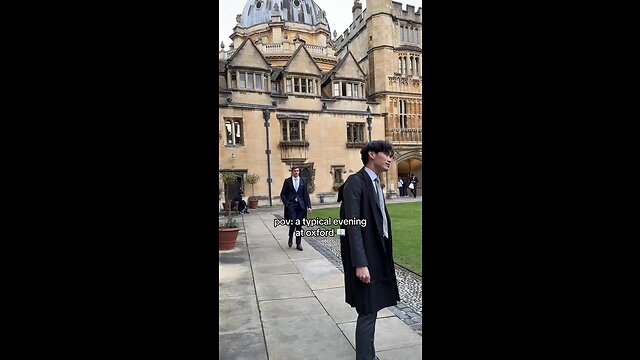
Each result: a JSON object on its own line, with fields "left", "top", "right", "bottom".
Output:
{"left": 355, "top": 266, "right": 371, "bottom": 284}
{"left": 307, "top": 208, "right": 312, "bottom": 213}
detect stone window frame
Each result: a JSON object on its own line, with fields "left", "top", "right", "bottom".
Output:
{"left": 331, "top": 165, "right": 346, "bottom": 189}
{"left": 228, "top": 69, "right": 269, "bottom": 92}
{"left": 224, "top": 117, "right": 244, "bottom": 146}
{"left": 285, "top": 75, "right": 319, "bottom": 95}
{"left": 346, "top": 122, "right": 367, "bottom": 146}
{"left": 280, "top": 118, "right": 307, "bottom": 143}
{"left": 399, "top": 25, "right": 420, "bottom": 45}
{"left": 398, "top": 100, "right": 408, "bottom": 129}
{"left": 397, "top": 53, "right": 421, "bottom": 76}
{"left": 333, "top": 80, "right": 365, "bottom": 99}
{"left": 392, "top": 97, "right": 422, "bottom": 129}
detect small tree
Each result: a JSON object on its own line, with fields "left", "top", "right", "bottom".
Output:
{"left": 246, "top": 173, "right": 260, "bottom": 199}
{"left": 221, "top": 172, "right": 239, "bottom": 217}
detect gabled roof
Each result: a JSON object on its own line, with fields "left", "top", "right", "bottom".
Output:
{"left": 227, "top": 38, "right": 271, "bottom": 70}
{"left": 322, "top": 51, "right": 365, "bottom": 85}
{"left": 282, "top": 45, "right": 323, "bottom": 76}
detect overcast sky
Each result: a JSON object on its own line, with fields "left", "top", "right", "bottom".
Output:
{"left": 218, "top": 0, "right": 423, "bottom": 50}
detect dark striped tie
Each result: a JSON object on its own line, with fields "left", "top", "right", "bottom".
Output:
{"left": 374, "top": 178, "right": 388, "bottom": 238}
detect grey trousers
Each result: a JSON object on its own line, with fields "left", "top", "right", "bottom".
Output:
{"left": 355, "top": 312, "right": 377, "bottom": 360}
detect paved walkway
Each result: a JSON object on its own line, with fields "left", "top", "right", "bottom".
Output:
{"left": 219, "top": 197, "right": 422, "bottom": 360}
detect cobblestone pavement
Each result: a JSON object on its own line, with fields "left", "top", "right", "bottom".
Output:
{"left": 272, "top": 214, "right": 422, "bottom": 336}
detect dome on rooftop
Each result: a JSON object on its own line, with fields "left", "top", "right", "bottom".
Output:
{"left": 239, "top": 0, "right": 329, "bottom": 30}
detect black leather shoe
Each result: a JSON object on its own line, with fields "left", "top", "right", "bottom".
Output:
{"left": 288, "top": 238, "right": 293, "bottom": 248}
{"left": 296, "top": 244, "right": 303, "bottom": 251}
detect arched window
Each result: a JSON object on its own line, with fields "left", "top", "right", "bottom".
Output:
{"left": 225, "top": 118, "right": 243, "bottom": 145}
{"left": 225, "top": 120, "right": 233, "bottom": 143}
{"left": 399, "top": 100, "right": 407, "bottom": 129}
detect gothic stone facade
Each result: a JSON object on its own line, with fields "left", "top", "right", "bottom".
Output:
{"left": 219, "top": 0, "right": 422, "bottom": 206}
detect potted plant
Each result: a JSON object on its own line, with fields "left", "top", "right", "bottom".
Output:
{"left": 219, "top": 216, "right": 240, "bottom": 250}
{"left": 219, "top": 172, "right": 241, "bottom": 250}
{"left": 246, "top": 173, "right": 260, "bottom": 209}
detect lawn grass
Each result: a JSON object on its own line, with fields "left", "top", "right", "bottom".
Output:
{"left": 308, "top": 202, "right": 422, "bottom": 275}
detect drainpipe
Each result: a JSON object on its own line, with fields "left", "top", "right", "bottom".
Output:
{"left": 263, "top": 109, "right": 273, "bottom": 206}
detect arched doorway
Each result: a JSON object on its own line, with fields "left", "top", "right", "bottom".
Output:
{"left": 394, "top": 150, "right": 423, "bottom": 197}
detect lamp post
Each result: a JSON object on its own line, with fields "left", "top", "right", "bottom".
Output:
{"left": 366, "top": 106, "right": 372, "bottom": 141}
{"left": 263, "top": 108, "right": 273, "bottom": 206}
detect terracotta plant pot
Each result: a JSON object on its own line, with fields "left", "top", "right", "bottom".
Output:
{"left": 219, "top": 228, "right": 240, "bottom": 250}
{"left": 248, "top": 199, "right": 259, "bottom": 209}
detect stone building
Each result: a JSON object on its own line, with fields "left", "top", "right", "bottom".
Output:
{"left": 219, "top": 0, "right": 422, "bottom": 206}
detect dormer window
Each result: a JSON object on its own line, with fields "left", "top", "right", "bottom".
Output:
{"left": 332, "top": 80, "right": 365, "bottom": 98}
{"left": 229, "top": 70, "right": 268, "bottom": 91}
{"left": 293, "top": 0, "right": 301, "bottom": 8}
{"left": 255, "top": 0, "right": 263, "bottom": 9}
{"left": 285, "top": 76, "right": 318, "bottom": 95}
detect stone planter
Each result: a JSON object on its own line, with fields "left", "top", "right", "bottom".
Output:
{"left": 248, "top": 198, "right": 259, "bottom": 209}
{"left": 219, "top": 228, "right": 240, "bottom": 250}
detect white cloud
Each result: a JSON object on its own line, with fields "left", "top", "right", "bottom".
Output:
{"left": 218, "top": 0, "right": 422, "bottom": 51}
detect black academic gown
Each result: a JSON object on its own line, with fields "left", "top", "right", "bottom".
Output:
{"left": 338, "top": 167, "right": 400, "bottom": 314}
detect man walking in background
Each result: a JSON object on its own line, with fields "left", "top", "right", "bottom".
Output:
{"left": 279, "top": 166, "right": 312, "bottom": 251}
